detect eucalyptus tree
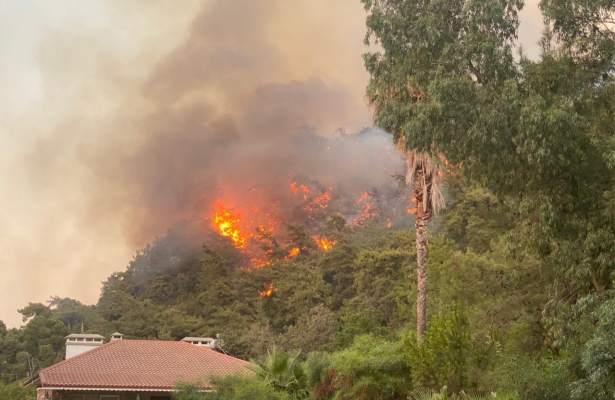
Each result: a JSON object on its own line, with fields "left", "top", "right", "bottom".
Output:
{"left": 362, "top": 0, "right": 523, "bottom": 340}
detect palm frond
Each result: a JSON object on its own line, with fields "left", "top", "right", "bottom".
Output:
{"left": 396, "top": 139, "right": 446, "bottom": 216}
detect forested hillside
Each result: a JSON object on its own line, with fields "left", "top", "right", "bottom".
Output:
{"left": 2, "top": 0, "right": 615, "bottom": 399}
{"left": 1, "top": 178, "right": 555, "bottom": 396}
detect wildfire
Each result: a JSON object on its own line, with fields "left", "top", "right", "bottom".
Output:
{"left": 290, "top": 180, "right": 332, "bottom": 211}
{"left": 290, "top": 181, "right": 311, "bottom": 200}
{"left": 311, "top": 190, "right": 331, "bottom": 209}
{"left": 213, "top": 204, "right": 248, "bottom": 248}
{"left": 353, "top": 191, "right": 378, "bottom": 226}
{"left": 288, "top": 247, "right": 301, "bottom": 258}
{"left": 314, "top": 236, "right": 336, "bottom": 252}
{"left": 259, "top": 282, "right": 277, "bottom": 298}
{"left": 356, "top": 191, "right": 370, "bottom": 204}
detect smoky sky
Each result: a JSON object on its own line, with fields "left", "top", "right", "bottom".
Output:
{"left": 0, "top": 0, "right": 544, "bottom": 327}
{"left": 84, "top": 0, "right": 385, "bottom": 244}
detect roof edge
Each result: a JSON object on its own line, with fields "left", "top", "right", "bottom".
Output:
{"left": 39, "top": 386, "right": 214, "bottom": 392}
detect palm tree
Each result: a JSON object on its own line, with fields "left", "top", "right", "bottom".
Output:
{"left": 250, "top": 346, "right": 308, "bottom": 399}
{"left": 399, "top": 141, "right": 445, "bottom": 342}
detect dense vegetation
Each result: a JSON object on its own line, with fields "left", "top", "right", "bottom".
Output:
{"left": 0, "top": 179, "right": 570, "bottom": 398}
{"left": 2, "top": 0, "right": 614, "bottom": 399}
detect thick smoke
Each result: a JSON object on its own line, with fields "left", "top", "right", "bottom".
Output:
{"left": 81, "top": 0, "right": 401, "bottom": 246}
{"left": 1, "top": 0, "right": 546, "bottom": 326}
{"left": 0, "top": 0, "right": 389, "bottom": 326}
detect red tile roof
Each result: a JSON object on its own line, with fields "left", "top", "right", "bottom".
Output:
{"left": 39, "top": 339, "right": 251, "bottom": 390}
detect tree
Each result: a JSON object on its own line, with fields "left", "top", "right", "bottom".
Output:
{"left": 362, "top": 0, "right": 522, "bottom": 340}
{"left": 571, "top": 299, "right": 615, "bottom": 400}
{"left": 250, "top": 347, "right": 308, "bottom": 399}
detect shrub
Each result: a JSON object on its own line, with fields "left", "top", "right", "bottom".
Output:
{"left": 0, "top": 382, "right": 35, "bottom": 400}
{"left": 329, "top": 334, "right": 411, "bottom": 400}
{"left": 405, "top": 308, "right": 472, "bottom": 392}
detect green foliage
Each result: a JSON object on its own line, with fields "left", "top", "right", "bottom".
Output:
{"left": 250, "top": 347, "right": 307, "bottom": 399}
{"left": 409, "top": 388, "right": 519, "bottom": 400}
{"left": 175, "top": 382, "right": 208, "bottom": 400}
{"left": 330, "top": 334, "right": 411, "bottom": 400}
{"left": 571, "top": 298, "right": 615, "bottom": 400}
{"left": 406, "top": 309, "right": 473, "bottom": 392}
{"left": 0, "top": 382, "right": 34, "bottom": 400}
{"left": 208, "top": 376, "right": 290, "bottom": 400}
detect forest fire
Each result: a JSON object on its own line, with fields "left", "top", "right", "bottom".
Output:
{"left": 311, "top": 190, "right": 331, "bottom": 209}
{"left": 213, "top": 203, "right": 248, "bottom": 248}
{"left": 314, "top": 236, "right": 336, "bottom": 252}
{"left": 290, "top": 181, "right": 311, "bottom": 200}
{"left": 208, "top": 171, "right": 410, "bottom": 268}
{"left": 353, "top": 191, "right": 378, "bottom": 226}
{"left": 259, "top": 282, "right": 277, "bottom": 298}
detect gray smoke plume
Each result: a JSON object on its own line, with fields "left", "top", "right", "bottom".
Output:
{"left": 78, "top": 0, "right": 401, "bottom": 245}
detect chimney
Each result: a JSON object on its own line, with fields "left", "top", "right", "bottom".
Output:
{"left": 65, "top": 333, "right": 104, "bottom": 359}
{"left": 181, "top": 337, "right": 218, "bottom": 349}
{"left": 110, "top": 332, "right": 124, "bottom": 341}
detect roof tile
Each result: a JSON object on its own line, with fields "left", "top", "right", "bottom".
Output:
{"left": 39, "top": 339, "right": 251, "bottom": 390}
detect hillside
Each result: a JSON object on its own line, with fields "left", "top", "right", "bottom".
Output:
{"left": 1, "top": 180, "right": 547, "bottom": 391}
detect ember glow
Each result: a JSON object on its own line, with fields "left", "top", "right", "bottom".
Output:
{"left": 290, "top": 181, "right": 311, "bottom": 200}
{"left": 353, "top": 191, "right": 378, "bottom": 226}
{"left": 406, "top": 196, "right": 418, "bottom": 215}
{"left": 213, "top": 203, "right": 248, "bottom": 248}
{"left": 259, "top": 282, "right": 277, "bottom": 298}
{"left": 288, "top": 247, "right": 301, "bottom": 258}
{"left": 251, "top": 257, "right": 271, "bottom": 269}
{"left": 311, "top": 190, "right": 331, "bottom": 209}
{"left": 314, "top": 236, "right": 336, "bottom": 252}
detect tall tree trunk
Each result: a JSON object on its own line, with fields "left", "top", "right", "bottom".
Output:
{"left": 414, "top": 167, "right": 431, "bottom": 342}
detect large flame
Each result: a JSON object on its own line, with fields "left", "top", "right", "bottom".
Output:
{"left": 213, "top": 203, "right": 248, "bottom": 248}
{"left": 208, "top": 177, "right": 408, "bottom": 268}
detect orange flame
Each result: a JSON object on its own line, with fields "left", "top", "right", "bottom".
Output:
{"left": 250, "top": 257, "right": 271, "bottom": 269}
{"left": 288, "top": 247, "right": 301, "bottom": 258}
{"left": 353, "top": 191, "right": 377, "bottom": 226}
{"left": 259, "top": 282, "right": 277, "bottom": 298}
{"left": 290, "top": 181, "right": 311, "bottom": 200}
{"left": 213, "top": 203, "right": 248, "bottom": 248}
{"left": 406, "top": 195, "right": 417, "bottom": 215}
{"left": 314, "top": 236, "right": 336, "bottom": 252}
{"left": 312, "top": 190, "right": 331, "bottom": 209}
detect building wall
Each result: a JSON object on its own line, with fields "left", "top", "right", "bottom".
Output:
{"left": 37, "top": 389, "right": 172, "bottom": 400}
{"left": 65, "top": 343, "right": 102, "bottom": 359}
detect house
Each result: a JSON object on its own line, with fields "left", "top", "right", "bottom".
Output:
{"left": 36, "top": 333, "right": 251, "bottom": 400}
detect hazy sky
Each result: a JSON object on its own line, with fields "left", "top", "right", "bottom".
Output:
{"left": 0, "top": 0, "right": 543, "bottom": 327}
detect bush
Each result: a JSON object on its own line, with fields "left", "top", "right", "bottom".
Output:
{"left": 329, "top": 334, "right": 411, "bottom": 400}
{"left": 208, "top": 376, "right": 290, "bottom": 400}
{"left": 405, "top": 309, "right": 472, "bottom": 392}
{"left": 0, "top": 382, "right": 35, "bottom": 400}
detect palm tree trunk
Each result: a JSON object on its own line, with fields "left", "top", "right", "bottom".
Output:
{"left": 414, "top": 168, "right": 430, "bottom": 342}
